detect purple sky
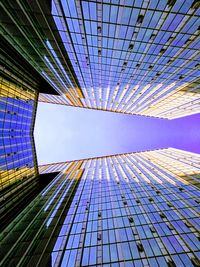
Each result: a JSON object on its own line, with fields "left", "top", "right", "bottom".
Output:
{"left": 34, "top": 103, "right": 200, "bottom": 164}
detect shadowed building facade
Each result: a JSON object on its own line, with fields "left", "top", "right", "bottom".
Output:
{"left": 0, "top": 148, "right": 200, "bottom": 266}
{"left": 0, "top": 37, "right": 58, "bottom": 230}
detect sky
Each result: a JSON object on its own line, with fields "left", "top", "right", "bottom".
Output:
{"left": 34, "top": 103, "right": 200, "bottom": 164}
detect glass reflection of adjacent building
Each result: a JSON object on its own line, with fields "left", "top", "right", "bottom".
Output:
{"left": 1, "top": 148, "right": 200, "bottom": 266}
{"left": 0, "top": 76, "right": 38, "bottom": 189}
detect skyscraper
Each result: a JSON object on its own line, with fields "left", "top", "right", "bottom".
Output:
{"left": 1, "top": 148, "right": 200, "bottom": 266}
{"left": 1, "top": 0, "right": 200, "bottom": 118}
{"left": 0, "top": 1, "right": 200, "bottom": 266}
{"left": 0, "top": 36, "right": 58, "bottom": 229}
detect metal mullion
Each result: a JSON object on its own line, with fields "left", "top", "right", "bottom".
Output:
{"left": 61, "top": 1, "right": 199, "bottom": 17}
{"left": 35, "top": 169, "right": 84, "bottom": 267}
{"left": 106, "top": 1, "right": 124, "bottom": 110}
{"left": 42, "top": 0, "right": 83, "bottom": 92}
{"left": 17, "top": 0, "right": 74, "bottom": 93}
{"left": 1, "top": 2, "right": 64, "bottom": 95}
{"left": 74, "top": 0, "right": 95, "bottom": 105}
{"left": 133, "top": 155, "right": 197, "bottom": 259}
{"left": 113, "top": 2, "right": 152, "bottom": 111}
{"left": 0, "top": 172, "right": 66, "bottom": 265}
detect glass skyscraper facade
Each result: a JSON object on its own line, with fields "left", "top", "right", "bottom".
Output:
{"left": 1, "top": 148, "right": 200, "bottom": 266}
{"left": 40, "top": 0, "right": 200, "bottom": 119}
{"left": 0, "top": 40, "right": 38, "bottom": 229}
{"left": 0, "top": 33, "right": 57, "bottom": 229}
{"left": 0, "top": 1, "right": 200, "bottom": 266}
{"left": 1, "top": 0, "right": 200, "bottom": 118}
{"left": 0, "top": 76, "right": 38, "bottom": 189}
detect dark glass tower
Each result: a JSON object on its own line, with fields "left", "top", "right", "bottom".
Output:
{"left": 0, "top": 37, "right": 58, "bottom": 230}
